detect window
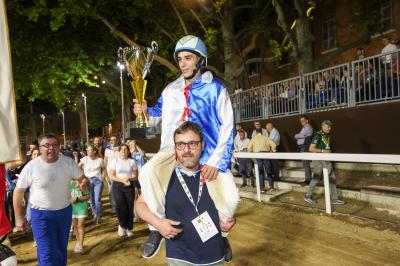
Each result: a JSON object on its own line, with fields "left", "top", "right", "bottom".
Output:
{"left": 380, "top": 0, "right": 392, "bottom": 31}
{"left": 322, "top": 18, "right": 336, "bottom": 50}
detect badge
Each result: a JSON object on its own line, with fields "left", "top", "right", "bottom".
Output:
{"left": 191, "top": 211, "right": 219, "bottom": 243}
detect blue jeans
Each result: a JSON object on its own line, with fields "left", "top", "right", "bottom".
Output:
{"left": 89, "top": 177, "right": 103, "bottom": 218}
{"left": 256, "top": 159, "right": 273, "bottom": 189}
{"left": 31, "top": 205, "right": 72, "bottom": 266}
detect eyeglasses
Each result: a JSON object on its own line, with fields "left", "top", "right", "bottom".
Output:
{"left": 174, "top": 141, "right": 201, "bottom": 150}
{"left": 40, "top": 144, "right": 59, "bottom": 149}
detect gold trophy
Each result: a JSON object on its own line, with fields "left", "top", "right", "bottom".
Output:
{"left": 120, "top": 42, "right": 158, "bottom": 128}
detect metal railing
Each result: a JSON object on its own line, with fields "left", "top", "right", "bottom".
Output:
{"left": 234, "top": 152, "right": 400, "bottom": 214}
{"left": 232, "top": 49, "right": 400, "bottom": 122}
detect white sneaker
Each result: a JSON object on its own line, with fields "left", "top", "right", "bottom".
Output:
{"left": 133, "top": 216, "right": 139, "bottom": 223}
{"left": 125, "top": 229, "right": 134, "bottom": 237}
{"left": 118, "top": 225, "right": 126, "bottom": 237}
{"left": 74, "top": 243, "right": 83, "bottom": 253}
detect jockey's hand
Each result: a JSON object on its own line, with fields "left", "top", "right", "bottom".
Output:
{"left": 220, "top": 217, "right": 236, "bottom": 232}
{"left": 202, "top": 164, "right": 219, "bottom": 181}
{"left": 155, "top": 219, "right": 182, "bottom": 239}
{"left": 133, "top": 99, "right": 148, "bottom": 115}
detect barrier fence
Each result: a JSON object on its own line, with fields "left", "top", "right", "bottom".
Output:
{"left": 234, "top": 152, "right": 400, "bottom": 214}
{"left": 233, "top": 49, "right": 400, "bottom": 122}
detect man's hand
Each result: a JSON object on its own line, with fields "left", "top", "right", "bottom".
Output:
{"left": 133, "top": 99, "right": 148, "bottom": 115}
{"left": 202, "top": 165, "right": 219, "bottom": 181}
{"left": 220, "top": 217, "right": 236, "bottom": 232}
{"left": 155, "top": 219, "right": 182, "bottom": 239}
{"left": 123, "top": 179, "right": 131, "bottom": 186}
{"left": 15, "top": 216, "right": 27, "bottom": 232}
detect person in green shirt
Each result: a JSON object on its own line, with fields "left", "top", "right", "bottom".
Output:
{"left": 70, "top": 179, "right": 90, "bottom": 253}
{"left": 304, "top": 120, "right": 345, "bottom": 205}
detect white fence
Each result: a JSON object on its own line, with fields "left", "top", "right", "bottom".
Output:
{"left": 234, "top": 152, "right": 400, "bottom": 214}
{"left": 232, "top": 49, "right": 400, "bottom": 122}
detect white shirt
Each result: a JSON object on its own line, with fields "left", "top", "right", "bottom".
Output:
{"left": 105, "top": 147, "right": 119, "bottom": 170}
{"left": 251, "top": 128, "right": 268, "bottom": 139}
{"left": 17, "top": 154, "right": 82, "bottom": 211}
{"left": 80, "top": 156, "right": 103, "bottom": 178}
{"left": 381, "top": 43, "right": 398, "bottom": 64}
{"left": 234, "top": 137, "right": 250, "bottom": 152}
{"left": 109, "top": 157, "right": 137, "bottom": 179}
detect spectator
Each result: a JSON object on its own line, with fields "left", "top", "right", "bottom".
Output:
{"left": 13, "top": 133, "right": 87, "bottom": 266}
{"left": 381, "top": 37, "right": 397, "bottom": 66}
{"left": 128, "top": 139, "right": 145, "bottom": 223}
{"left": 234, "top": 123, "right": 247, "bottom": 143}
{"left": 92, "top": 136, "right": 104, "bottom": 158}
{"left": 79, "top": 145, "right": 105, "bottom": 224}
{"left": 234, "top": 130, "right": 253, "bottom": 188}
{"left": 104, "top": 136, "right": 120, "bottom": 213}
{"left": 70, "top": 178, "right": 90, "bottom": 253}
{"left": 136, "top": 121, "right": 235, "bottom": 266}
{"left": 304, "top": 120, "right": 345, "bottom": 205}
{"left": 294, "top": 115, "right": 313, "bottom": 184}
{"left": 251, "top": 121, "right": 267, "bottom": 138}
{"left": 108, "top": 144, "right": 138, "bottom": 237}
{"left": 356, "top": 47, "right": 365, "bottom": 60}
{"left": 266, "top": 122, "right": 281, "bottom": 182}
{"left": 248, "top": 128, "right": 276, "bottom": 192}
{"left": 25, "top": 142, "right": 38, "bottom": 162}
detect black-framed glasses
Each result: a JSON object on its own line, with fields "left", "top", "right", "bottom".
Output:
{"left": 174, "top": 140, "right": 201, "bottom": 150}
{"left": 40, "top": 144, "right": 59, "bottom": 149}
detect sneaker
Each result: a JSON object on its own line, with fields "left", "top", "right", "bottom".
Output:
{"left": 118, "top": 225, "right": 126, "bottom": 237}
{"left": 304, "top": 196, "right": 317, "bottom": 205}
{"left": 223, "top": 237, "right": 233, "bottom": 262}
{"left": 332, "top": 199, "right": 345, "bottom": 205}
{"left": 74, "top": 243, "right": 83, "bottom": 253}
{"left": 240, "top": 183, "right": 247, "bottom": 188}
{"left": 125, "top": 229, "right": 134, "bottom": 237}
{"left": 142, "top": 230, "right": 164, "bottom": 259}
{"left": 95, "top": 216, "right": 101, "bottom": 225}
{"left": 133, "top": 216, "right": 140, "bottom": 223}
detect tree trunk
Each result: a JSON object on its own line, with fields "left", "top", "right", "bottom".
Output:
{"left": 221, "top": 0, "right": 243, "bottom": 91}
{"left": 293, "top": 0, "right": 314, "bottom": 74}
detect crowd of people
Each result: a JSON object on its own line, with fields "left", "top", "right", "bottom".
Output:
{"left": 232, "top": 37, "right": 400, "bottom": 119}
{"left": 233, "top": 115, "right": 345, "bottom": 205}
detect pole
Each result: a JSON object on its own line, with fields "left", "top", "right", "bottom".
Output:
{"left": 119, "top": 63, "right": 125, "bottom": 142}
{"left": 82, "top": 93, "right": 89, "bottom": 144}
{"left": 60, "top": 110, "right": 66, "bottom": 148}
{"left": 40, "top": 114, "right": 45, "bottom": 135}
{"left": 323, "top": 167, "right": 332, "bottom": 215}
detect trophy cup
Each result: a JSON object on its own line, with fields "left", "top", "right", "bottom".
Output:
{"left": 119, "top": 41, "right": 158, "bottom": 128}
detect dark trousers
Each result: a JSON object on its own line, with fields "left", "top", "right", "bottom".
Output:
{"left": 256, "top": 159, "right": 273, "bottom": 189}
{"left": 237, "top": 158, "right": 253, "bottom": 185}
{"left": 298, "top": 145, "right": 312, "bottom": 182}
{"left": 112, "top": 182, "right": 135, "bottom": 230}
{"left": 270, "top": 160, "right": 280, "bottom": 181}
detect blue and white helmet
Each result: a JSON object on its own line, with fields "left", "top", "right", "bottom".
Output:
{"left": 174, "top": 35, "right": 207, "bottom": 67}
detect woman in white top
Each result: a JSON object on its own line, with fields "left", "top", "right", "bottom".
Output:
{"left": 109, "top": 144, "right": 138, "bottom": 237}
{"left": 79, "top": 145, "right": 105, "bottom": 224}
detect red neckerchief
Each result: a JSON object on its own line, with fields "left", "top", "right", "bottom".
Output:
{"left": 180, "top": 84, "right": 192, "bottom": 122}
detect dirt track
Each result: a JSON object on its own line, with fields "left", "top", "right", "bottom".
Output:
{"left": 12, "top": 197, "right": 400, "bottom": 266}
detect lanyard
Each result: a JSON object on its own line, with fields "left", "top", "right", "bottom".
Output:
{"left": 175, "top": 167, "right": 203, "bottom": 216}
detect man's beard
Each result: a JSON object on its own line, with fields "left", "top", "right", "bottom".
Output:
{"left": 177, "top": 151, "right": 198, "bottom": 170}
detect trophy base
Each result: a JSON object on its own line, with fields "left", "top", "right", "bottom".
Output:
{"left": 127, "top": 126, "right": 158, "bottom": 140}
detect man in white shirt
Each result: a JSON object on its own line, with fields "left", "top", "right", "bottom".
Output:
{"left": 251, "top": 121, "right": 268, "bottom": 138}
{"left": 381, "top": 37, "right": 398, "bottom": 65}
{"left": 234, "top": 130, "right": 253, "bottom": 188}
{"left": 13, "top": 134, "right": 87, "bottom": 266}
{"left": 104, "top": 135, "right": 119, "bottom": 213}
{"left": 266, "top": 122, "right": 281, "bottom": 181}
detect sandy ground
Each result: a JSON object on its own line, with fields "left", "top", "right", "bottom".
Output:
{"left": 11, "top": 195, "right": 400, "bottom": 266}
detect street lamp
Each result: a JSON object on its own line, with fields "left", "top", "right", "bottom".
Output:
{"left": 82, "top": 93, "right": 89, "bottom": 144}
{"left": 40, "top": 114, "right": 45, "bottom": 135}
{"left": 117, "top": 58, "right": 126, "bottom": 142}
{"left": 60, "top": 110, "right": 66, "bottom": 148}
